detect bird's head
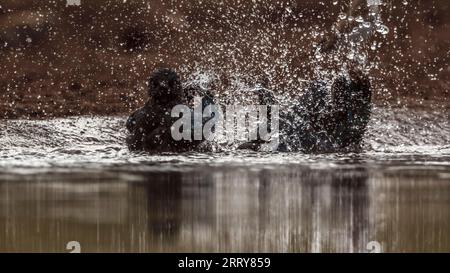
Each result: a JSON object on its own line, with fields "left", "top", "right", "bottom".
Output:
{"left": 148, "top": 68, "right": 183, "bottom": 105}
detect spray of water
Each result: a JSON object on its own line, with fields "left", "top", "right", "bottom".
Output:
{"left": 175, "top": 0, "right": 390, "bottom": 108}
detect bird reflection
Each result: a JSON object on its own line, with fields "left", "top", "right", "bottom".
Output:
{"left": 140, "top": 172, "right": 183, "bottom": 241}
{"left": 136, "top": 167, "right": 370, "bottom": 252}
{"left": 1, "top": 166, "right": 449, "bottom": 252}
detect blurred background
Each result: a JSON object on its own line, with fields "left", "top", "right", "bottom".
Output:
{"left": 0, "top": 0, "right": 449, "bottom": 118}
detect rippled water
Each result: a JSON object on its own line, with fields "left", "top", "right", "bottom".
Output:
{"left": 0, "top": 107, "right": 449, "bottom": 252}
{"left": 1, "top": 107, "right": 449, "bottom": 168}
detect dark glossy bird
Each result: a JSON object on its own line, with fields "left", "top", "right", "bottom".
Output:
{"left": 126, "top": 68, "right": 214, "bottom": 153}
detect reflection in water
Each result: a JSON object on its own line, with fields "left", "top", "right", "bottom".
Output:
{"left": 0, "top": 165, "right": 449, "bottom": 253}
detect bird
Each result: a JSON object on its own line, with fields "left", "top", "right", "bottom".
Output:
{"left": 253, "top": 69, "right": 372, "bottom": 153}
{"left": 126, "top": 68, "right": 371, "bottom": 154}
{"left": 126, "top": 68, "right": 215, "bottom": 153}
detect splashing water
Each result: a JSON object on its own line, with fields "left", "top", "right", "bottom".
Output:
{"left": 1, "top": 1, "right": 448, "bottom": 170}
{"left": 171, "top": 0, "right": 393, "bottom": 112}
{"left": 0, "top": 1, "right": 449, "bottom": 253}
{"left": 0, "top": 107, "right": 448, "bottom": 170}
{"left": 1, "top": 0, "right": 447, "bottom": 170}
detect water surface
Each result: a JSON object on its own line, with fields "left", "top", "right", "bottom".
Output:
{"left": 0, "top": 107, "right": 449, "bottom": 252}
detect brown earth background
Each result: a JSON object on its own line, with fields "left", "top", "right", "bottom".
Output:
{"left": 0, "top": 0, "right": 449, "bottom": 119}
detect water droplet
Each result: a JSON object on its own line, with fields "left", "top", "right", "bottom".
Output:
{"left": 371, "top": 42, "right": 377, "bottom": 50}
{"left": 376, "top": 25, "right": 389, "bottom": 35}
{"left": 355, "top": 16, "right": 364, "bottom": 23}
{"left": 347, "top": 52, "right": 355, "bottom": 60}
{"left": 315, "top": 52, "right": 323, "bottom": 61}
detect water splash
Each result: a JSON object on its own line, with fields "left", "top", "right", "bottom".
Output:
{"left": 173, "top": 0, "right": 391, "bottom": 111}
{"left": 1, "top": 107, "right": 448, "bottom": 170}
